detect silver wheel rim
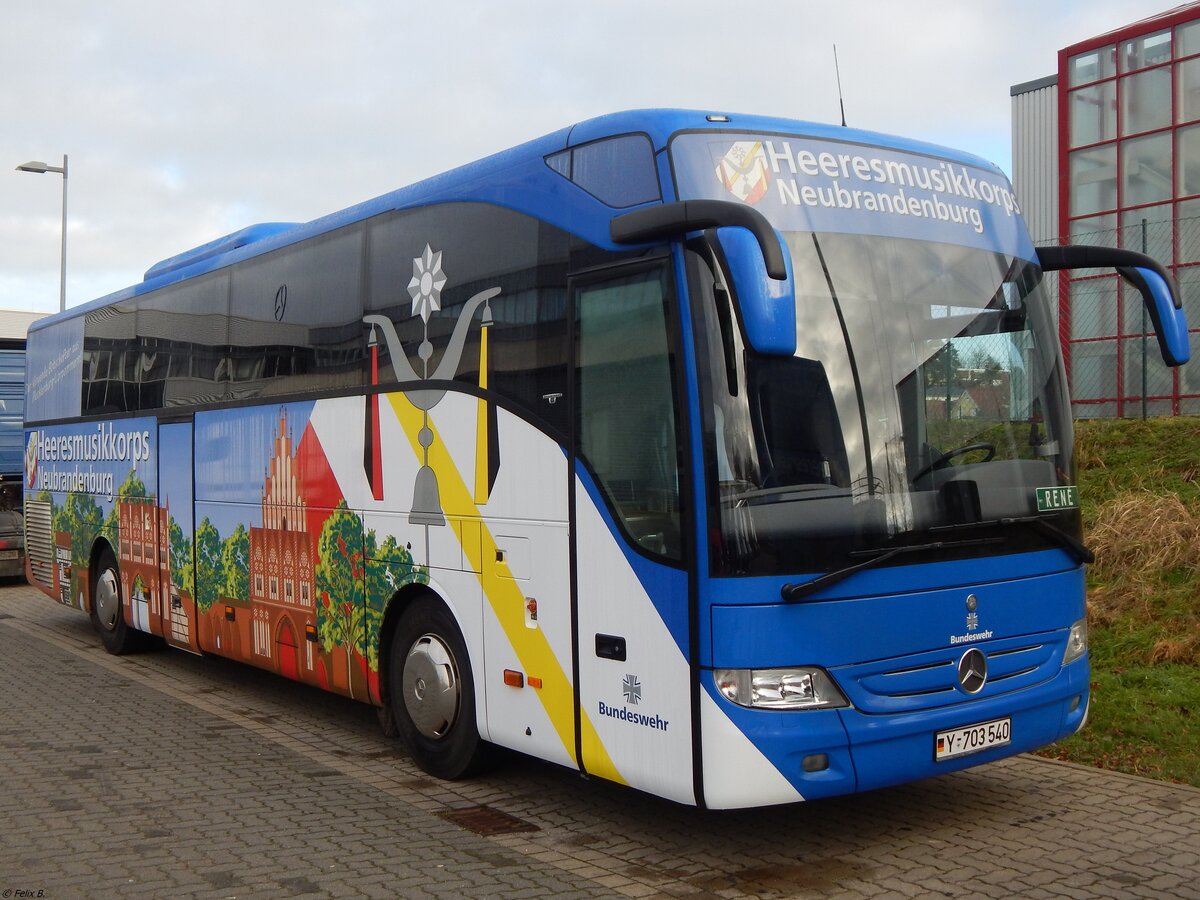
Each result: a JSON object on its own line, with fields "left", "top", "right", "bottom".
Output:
{"left": 95, "top": 568, "right": 120, "bottom": 632}
{"left": 402, "top": 633, "right": 460, "bottom": 739}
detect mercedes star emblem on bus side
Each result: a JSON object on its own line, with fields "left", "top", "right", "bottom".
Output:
{"left": 957, "top": 648, "right": 988, "bottom": 694}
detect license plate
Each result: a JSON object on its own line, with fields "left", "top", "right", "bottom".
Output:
{"left": 0, "top": 550, "right": 18, "bottom": 560}
{"left": 935, "top": 717, "right": 1011, "bottom": 761}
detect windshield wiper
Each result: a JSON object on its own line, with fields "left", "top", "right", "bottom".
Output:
{"left": 929, "top": 515, "right": 1094, "bottom": 565}
{"left": 780, "top": 537, "right": 1002, "bottom": 603}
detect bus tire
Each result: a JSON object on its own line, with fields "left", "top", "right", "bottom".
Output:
{"left": 89, "top": 547, "right": 148, "bottom": 655}
{"left": 389, "top": 596, "right": 488, "bottom": 779}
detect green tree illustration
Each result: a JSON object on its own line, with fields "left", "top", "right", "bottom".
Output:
{"left": 364, "top": 533, "right": 429, "bottom": 673}
{"left": 221, "top": 524, "right": 250, "bottom": 601}
{"left": 168, "top": 516, "right": 194, "bottom": 600}
{"left": 315, "top": 500, "right": 365, "bottom": 698}
{"left": 52, "top": 490, "right": 104, "bottom": 572}
{"left": 194, "top": 517, "right": 223, "bottom": 612}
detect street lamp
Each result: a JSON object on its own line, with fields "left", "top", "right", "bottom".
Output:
{"left": 16, "top": 155, "right": 68, "bottom": 312}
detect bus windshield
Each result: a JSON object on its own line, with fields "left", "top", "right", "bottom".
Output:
{"left": 695, "top": 232, "right": 1076, "bottom": 577}
{"left": 672, "top": 129, "right": 1078, "bottom": 577}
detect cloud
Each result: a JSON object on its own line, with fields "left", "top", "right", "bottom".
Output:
{"left": 1, "top": 0, "right": 1174, "bottom": 312}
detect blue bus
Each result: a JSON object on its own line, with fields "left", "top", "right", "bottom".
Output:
{"left": 0, "top": 341, "right": 31, "bottom": 577}
{"left": 22, "top": 110, "right": 1188, "bottom": 808}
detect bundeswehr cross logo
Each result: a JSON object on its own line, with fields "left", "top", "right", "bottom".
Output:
{"left": 623, "top": 674, "right": 642, "bottom": 705}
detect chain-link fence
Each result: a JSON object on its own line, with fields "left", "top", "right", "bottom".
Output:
{"left": 1039, "top": 214, "right": 1200, "bottom": 419}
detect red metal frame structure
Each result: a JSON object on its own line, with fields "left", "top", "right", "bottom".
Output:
{"left": 1057, "top": 3, "right": 1200, "bottom": 417}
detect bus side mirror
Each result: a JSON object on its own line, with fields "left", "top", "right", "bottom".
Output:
{"left": 1117, "top": 264, "right": 1190, "bottom": 366}
{"left": 1037, "top": 245, "right": 1190, "bottom": 366}
{"left": 714, "top": 225, "right": 796, "bottom": 357}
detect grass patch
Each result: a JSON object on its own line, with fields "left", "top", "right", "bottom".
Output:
{"left": 1034, "top": 417, "right": 1200, "bottom": 786}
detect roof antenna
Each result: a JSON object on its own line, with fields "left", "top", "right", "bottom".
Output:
{"left": 833, "top": 44, "right": 848, "bottom": 127}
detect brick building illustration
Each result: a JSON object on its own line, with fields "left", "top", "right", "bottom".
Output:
{"left": 118, "top": 497, "right": 169, "bottom": 639}
{"left": 248, "top": 412, "right": 319, "bottom": 681}
{"left": 118, "top": 496, "right": 199, "bottom": 652}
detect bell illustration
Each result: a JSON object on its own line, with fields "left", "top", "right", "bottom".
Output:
{"left": 409, "top": 463, "right": 445, "bottom": 527}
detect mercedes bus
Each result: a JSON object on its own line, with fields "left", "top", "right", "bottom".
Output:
{"left": 23, "top": 110, "right": 1189, "bottom": 808}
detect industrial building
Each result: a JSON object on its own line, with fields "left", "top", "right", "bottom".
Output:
{"left": 1012, "top": 2, "right": 1200, "bottom": 416}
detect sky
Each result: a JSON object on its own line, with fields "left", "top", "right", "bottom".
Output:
{"left": 0, "top": 0, "right": 1182, "bottom": 314}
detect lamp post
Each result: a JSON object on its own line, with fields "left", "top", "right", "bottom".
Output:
{"left": 16, "top": 155, "right": 68, "bottom": 312}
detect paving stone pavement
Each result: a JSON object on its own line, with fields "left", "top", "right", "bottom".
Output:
{"left": 0, "top": 580, "right": 1197, "bottom": 899}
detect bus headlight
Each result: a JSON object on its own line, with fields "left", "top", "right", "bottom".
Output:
{"left": 1063, "top": 618, "right": 1088, "bottom": 665}
{"left": 714, "top": 667, "right": 849, "bottom": 710}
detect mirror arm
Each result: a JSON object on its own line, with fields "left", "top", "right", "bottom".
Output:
{"left": 611, "top": 200, "right": 787, "bottom": 280}
{"left": 1036, "top": 245, "right": 1181, "bottom": 310}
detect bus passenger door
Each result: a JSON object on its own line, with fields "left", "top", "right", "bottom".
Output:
{"left": 158, "top": 420, "right": 200, "bottom": 653}
{"left": 572, "top": 264, "right": 697, "bottom": 805}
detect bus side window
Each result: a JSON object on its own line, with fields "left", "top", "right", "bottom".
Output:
{"left": 575, "top": 266, "right": 682, "bottom": 560}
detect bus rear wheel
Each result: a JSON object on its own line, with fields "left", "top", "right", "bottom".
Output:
{"left": 89, "top": 548, "right": 149, "bottom": 655}
{"left": 389, "top": 596, "right": 488, "bottom": 779}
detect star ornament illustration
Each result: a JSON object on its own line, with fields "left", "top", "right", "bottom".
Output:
{"left": 408, "top": 244, "right": 447, "bottom": 323}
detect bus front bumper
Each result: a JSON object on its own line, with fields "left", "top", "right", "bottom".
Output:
{"left": 703, "top": 658, "right": 1089, "bottom": 804}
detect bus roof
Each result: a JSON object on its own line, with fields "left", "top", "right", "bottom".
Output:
{"left": 30, "top": 109, "right": 1006, "bottom": 334}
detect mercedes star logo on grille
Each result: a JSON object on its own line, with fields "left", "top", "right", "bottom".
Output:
{"left": 957, "top": 648, "right": 988, "bottom": 694}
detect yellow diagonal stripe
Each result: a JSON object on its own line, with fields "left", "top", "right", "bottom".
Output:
{"left": 474, "top": 327, "right": 489, "bottom": 504}
{"left": 388, "top": 393, "right": 624, "bottom": 784}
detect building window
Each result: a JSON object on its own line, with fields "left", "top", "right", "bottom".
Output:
{"left": 1122, "top": 67, "right": 1172, "bottom": 135}
{"left": 269, "top": 576, "right": 278, "bottom": 599}
{"left": 1069, "top": 46, "right": 1117, "bottom": 86}
{"left": 1070, "top": 213, "right": 1118, "bottom": 246}
{"left": 1123, "top": 132, "right": 1173, "bottom": 207}
{"left": 1120, "top": 205, "right": 1173, "bottom": 266}
{"left": 254, "top": 573, "right": 264, "bottom": 595}
{"left": 254, "top": 618, "right": 270, "bottom": 656}
{"left": 1070, "top": 83, "right": 1116, "bottom": 146}
{"left": 1179, "top": 19, "right": 1200, "bottom": 56}
{"left": 1178, "top": 124, "right": 1200, "bottom": 195}
{"left": 1177, "top": 57, "right": 1200, "bottom": 123}
{"left": 1069, "top": 145, "right": 1118, "bottom": 215}
{"left": 1178, "top": 198, "right": 1200, "bottom": 262}
{"left": 1121, "top": 29, "right": 1172, "bottom": 72}
{"left": 1071, "top": 276, "right": 1119, "bottom": 340}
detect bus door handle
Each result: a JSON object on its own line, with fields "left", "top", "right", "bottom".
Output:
{"left": 595, "top": 634, "right": 626, "bottom": 661}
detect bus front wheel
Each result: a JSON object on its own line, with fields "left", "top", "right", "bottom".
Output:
{"left": 389, "top": 596, "right": 488, "bottom": 779}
